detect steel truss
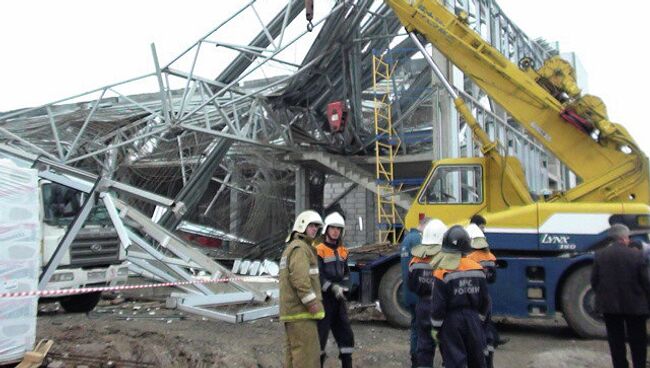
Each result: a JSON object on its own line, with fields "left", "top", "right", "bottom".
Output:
{"left": 1, "top": 0, "right": 560, "bottom": 263}
{"left": 0, "top": 144, "right": 276, "bottom": 323}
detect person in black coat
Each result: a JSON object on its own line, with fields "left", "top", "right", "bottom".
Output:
{"left": 591, "top": 223, "right": 650, "bottom": 368}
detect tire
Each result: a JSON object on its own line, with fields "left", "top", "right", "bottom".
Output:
{"left": 378, "top": 263, "right": 410, "bottom": 328}
{"left": 561, "top": 266, "right": 606, "bottom": 338}
{"left": 59, "top": 292, "right": 102, "bottom": 313}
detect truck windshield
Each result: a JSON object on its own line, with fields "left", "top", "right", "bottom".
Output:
{"left": 42, "top": 183, "right": 110, "bottom": 226}
{"left": 419, "top": 165, "right": 482, "bottom": 204}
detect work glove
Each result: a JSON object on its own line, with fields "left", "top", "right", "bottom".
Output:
{"left": 431, "top": 328, "right": 440, "bottom": 345}
{"left": 331, "top": 284, "right": 348, "bottom": 301}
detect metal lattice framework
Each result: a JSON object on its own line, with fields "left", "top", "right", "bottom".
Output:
{"left": 1, "top": 0, "right": 563, "bottom": 245}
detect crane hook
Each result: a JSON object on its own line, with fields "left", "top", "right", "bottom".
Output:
{"left": 305, "top": 0, "right": 314, "bottom": 32}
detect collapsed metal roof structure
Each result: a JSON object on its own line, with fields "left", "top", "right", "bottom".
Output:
{"left": 0, "top": 0, "right": 561, "bottom": 321}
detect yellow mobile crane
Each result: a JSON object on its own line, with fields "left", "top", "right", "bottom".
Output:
{"left": 380, "top": 0, "right": 650, "bottom": 337}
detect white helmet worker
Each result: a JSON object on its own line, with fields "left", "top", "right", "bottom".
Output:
{"left": 323, "top": 212, "right": 346, "bottom": 238}
{"left": 466, "top": 223, "right": 489, "bottom": 249}
{"left": 421, "top": 219, "right": 447, "bottom": 245}
{"left": 287, "top": 210, "right": 324, "bottom": 242}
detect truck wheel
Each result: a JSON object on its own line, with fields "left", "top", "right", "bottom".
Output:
{"left": 561, "top": 266, "right": 606, "bottom": 338}
{"left": 59, "top": 292, "right": 102, "bottom": 313}
{"left": 378, "top": 263, "right": 410, "bottom": 328}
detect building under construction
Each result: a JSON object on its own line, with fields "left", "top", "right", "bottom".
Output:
{"left": 0, "top": 0, "right": 572, "bottom": 249}
{"left": 4, "top": 0, "right": 640, "bottom": 365}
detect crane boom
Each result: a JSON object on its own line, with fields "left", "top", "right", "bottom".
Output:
{"left": 386, "top": 0, "right": 649, "bottom": 203}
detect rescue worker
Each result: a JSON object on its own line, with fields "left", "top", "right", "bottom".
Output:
{"left": 470, "top": 214, "right": 487, "bottom": 231}
{"left": 400, "top": 216, "right": 430, "bottom": 367}
{"left": 315, "top": 212, "right": 355, "bottom": 368}
{"left": 591, "top": 223, "right": 650, "bottom": 368}
{"left": 469, "top": 214, "right": 508, "bottom": 347}
{"left": 466, "top": 224, "right": 496, "bottom": 283}
{"left": 431, "top": 225, "right": 490, "bottom": 368}
{"left": 466, "top": 223, "right": 497, "bottom": 368}
{"left": 408, "top": 219, "right": 447, "bottom": 368}
{"left": 280, "top": 210, "right": 326, "bottom": 368}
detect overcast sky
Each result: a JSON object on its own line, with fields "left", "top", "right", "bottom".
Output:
{"left": 1, "top": 0, "right": 648, "bottom": 155}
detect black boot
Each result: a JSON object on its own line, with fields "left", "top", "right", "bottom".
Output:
{"left": 487, "top": 352, "right": 494, "bottom": 368}
{"left": 340, "top": 353, "right": 352, "bottom": 368}
{"left": 320, "top": 352, "right": 327, "bottom": 368}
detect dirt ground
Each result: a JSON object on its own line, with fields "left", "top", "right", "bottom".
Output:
{"left": 30, "top": 291, "right": 630, "bottom": 368}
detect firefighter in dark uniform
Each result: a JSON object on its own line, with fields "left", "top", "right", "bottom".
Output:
{"left": 469, "top": 214, "right": 508, "bottom": 348}
{"left": 408, "top": 219, "right": 447, "bottom": 368}
{"left": 401, "top": 216, "right": 430, "bottom": 367}
{"left": 280, "top": 210, "right": 325, "bottom": 368}
{"left": 431, "top": 225, "right": 490, "bottom": 368}
{"left": 466, "top": 223, "right": 497, "bottom": 368}
{"left": 315, "top": 212, "right": 354, "bottom": 368}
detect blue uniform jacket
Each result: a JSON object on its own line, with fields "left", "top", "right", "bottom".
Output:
{"left": 400, "top": 229, "right": 421, "bottom": 307}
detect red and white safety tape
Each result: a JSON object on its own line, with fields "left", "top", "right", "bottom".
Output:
{"left": 0, "top": 276, "right": 277, "bottom": 299}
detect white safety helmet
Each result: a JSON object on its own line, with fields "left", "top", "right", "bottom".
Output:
{"left": 323, "top": 212, "right": 346, "bottom": 238}
{"left": 286, "top": 210, "right": 323, "bottom": 242}
{"left": 466, "top": 223, "right": 488, "bottom": 249}
{"left": 421, "top": 219, "right": 447, "bottom": 245}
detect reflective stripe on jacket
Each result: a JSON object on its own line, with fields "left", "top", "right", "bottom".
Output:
{"left": 408, "top": 256, "right": 435, "bottom": 296}
{"left": 315, "top": 241, "right": 349, "bottom": 293}
{"left": 467, "top": 249, "right": 497, "bottom": 283}
{"left": 431, "top": 257, "right": 490, "bottom": 329}
{"left": 279, "top": 234, "right": 325, "bottom": 321}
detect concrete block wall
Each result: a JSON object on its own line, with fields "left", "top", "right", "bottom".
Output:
{"left": 323, "top": 177, "right": 376, "bottom": 247}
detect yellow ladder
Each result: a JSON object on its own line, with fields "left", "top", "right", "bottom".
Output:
{"left": 372, "top": 53, "right": 403, "bottom": 244}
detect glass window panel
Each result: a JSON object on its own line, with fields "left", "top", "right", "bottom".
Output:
{"left": 419, "top": 165, "right": 483, "bottom": 204}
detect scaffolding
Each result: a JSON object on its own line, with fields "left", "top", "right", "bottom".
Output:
{"left": 372, "top": 53, "right": 403, "bottom": 244}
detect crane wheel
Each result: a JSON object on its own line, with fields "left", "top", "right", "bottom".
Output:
{"left": 561, "top": 266, "right": 606, "bottom": 338}
{"left": 378, "top": 263, "right": 410, "bottom": 328}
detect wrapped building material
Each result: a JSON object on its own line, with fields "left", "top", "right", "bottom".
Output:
{"left": 0, "top": 159, "right": 40, "bottom": 363}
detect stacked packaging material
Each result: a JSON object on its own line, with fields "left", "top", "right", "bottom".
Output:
{"left": 0, "top": 159, "right": 40, "bottom": 363}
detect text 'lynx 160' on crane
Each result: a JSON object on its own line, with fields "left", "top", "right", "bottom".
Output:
{"left": 339, "top": 0, "right": 650, "bottom": 339}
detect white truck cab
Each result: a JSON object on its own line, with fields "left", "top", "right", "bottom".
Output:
{"left": 39, "top": 181, "right": 128, "bottom": 312}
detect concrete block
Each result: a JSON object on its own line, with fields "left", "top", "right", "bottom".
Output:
{"left": 231, "top": 259, "right": 241, "bottom": 273}
{"left": 248, "top": 261, "right": 261, "bottom": 275}
{"left": 239, "top": 260, "right": 251, "bottom": 274}
{"left": 262, "top": 260, "right": 279, "bottom": 277}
